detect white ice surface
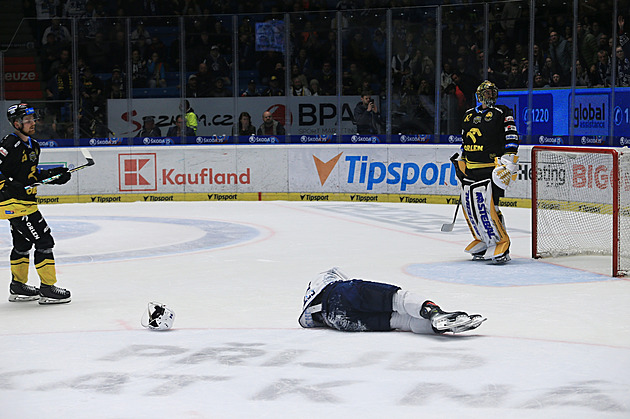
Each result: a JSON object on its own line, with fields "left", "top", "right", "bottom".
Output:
{"left": 0, "top": 201, "right": 628, "bottom": 418}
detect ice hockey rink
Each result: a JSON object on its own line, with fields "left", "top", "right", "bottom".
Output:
{"left": 0, "top": 200, "right": 628, "bottom": 418}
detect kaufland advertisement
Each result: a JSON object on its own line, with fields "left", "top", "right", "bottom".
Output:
{"left": 35, "top": 146, "right": 533, "bottom": 203}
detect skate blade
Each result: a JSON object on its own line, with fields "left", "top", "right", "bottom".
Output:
{"left": 451, "top": 316, "right": 487, "bottom": 333}
{"left": 38, "top": 296, "right": 71, "bottom": 305}
{"left": 433, "top": 314, "right": 471, "bottom": 331}
{"left": 8, "top": 294, "right": 40, "bottom": 302}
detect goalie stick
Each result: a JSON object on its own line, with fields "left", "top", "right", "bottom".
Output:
{"left": 25, "top": 148, "right": 95, "bottom": 190}
{"left": 441, "top": 153, "right": 462, "bottom": 232}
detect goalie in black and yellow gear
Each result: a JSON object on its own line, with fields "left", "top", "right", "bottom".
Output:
{"left": 2, "top": 103, "right": 72, "bottom": 304}
{"left": 454, "top": 81, "right": 519, "bottom": 264}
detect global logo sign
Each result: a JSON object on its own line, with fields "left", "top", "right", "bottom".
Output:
{"left": 620, "top": 137, "right": 630, "bottom": 146}
{"left": 119, "top": 153, "right": 157, "bottom": 192}
{"left": 39, "top": 140, "right": 59, "bottom": 147}
{"left": 448, "top": 135, "right": 462, "bottom": 144}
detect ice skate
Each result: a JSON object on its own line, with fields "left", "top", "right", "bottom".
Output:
{"left": 8, "top": 280, "right": 40, "bottom": 302}
{"left": 420, "top": 301, "right": 473, "bottom": 333}
{"left": 39, "top": 284, "right": 71, "bottom": 304}
{"left": 491, "top": 252, "right": 511, "bottom": 265}
{"left": 450, "top": 314, "right": 486, "bottom": 333}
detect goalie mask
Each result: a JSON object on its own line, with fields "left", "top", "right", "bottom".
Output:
{"left": 476, "top": 80, "right": 498, "bottom": 107}
{"left": 141, "top": 302, "right": 175, "bottom": 330}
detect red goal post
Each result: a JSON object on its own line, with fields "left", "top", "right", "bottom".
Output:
{"left": 531, "top": 146, "right": 630, "bottom": 277}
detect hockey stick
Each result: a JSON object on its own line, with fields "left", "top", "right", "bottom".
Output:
{"left": 441, "top": 153, "right": 462, "bottom": 232}
{"left": 26, "top": 148, "right": 95, "bottom": 190}
{"left": 441, "top": 200, "right": 460, "bottom": 232}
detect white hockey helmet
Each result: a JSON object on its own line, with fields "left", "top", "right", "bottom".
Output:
{"left": 141, "top": 302, "right": 175, "bottom": 331}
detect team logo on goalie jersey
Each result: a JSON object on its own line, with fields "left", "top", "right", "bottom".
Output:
{"left": 484, "top": 111, "right": 493, "bottom": 122}
{"left": 473, "top": 116, "right": 482, "bottom": 124}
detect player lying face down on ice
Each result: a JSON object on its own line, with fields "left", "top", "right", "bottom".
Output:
{"left": 299, "top": 268, "right": 485, "bottom": 334}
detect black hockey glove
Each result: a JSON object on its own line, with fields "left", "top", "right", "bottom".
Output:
{"left": 0, "top": 178, "right": 29, "bottom": 200}
{"left": 449, "top": 153, "right": 466, "bottom": 184}
{"left": 39, "top": 167, "right": 71, "bottom": 185}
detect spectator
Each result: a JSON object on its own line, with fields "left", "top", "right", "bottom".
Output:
{"left": 147, "top": 52, "right": 167, "bottom": 88}
{"left": 353, "top": 92, "right": 382, "bottom": 135}
{"left": 615, "top": 47, "right": 630, "bottom": 87}
{"left": 316, "top": 61, "right": 336, "bottom": 95}
{"left": 533, "top": 72, "right": 548, "bottom": 88}
{"left": 209, "top": 78, "right": 231, "bottom": 97}
{"left": 549, "top": 73, "right": 563, "bottom": 87}
{"left": 293, "top": 48, "right": 313, "bottom": 80}
{"left": 262, "top": 76, "right": 284, "bottom": 96}
{"left": 46, "top": 63, "right": 73, "bottom": 122}
{"left": 131, "top": 49, "right": 148, "bottom": 88}
{"left": 166, "top": 115, "right": 195, "bottom": 138}
{"left": 84, "top": 32, "right": 110, "bottom": 73}
{"left": 309, "top": 79, "right": 321, "bottom": 96}
{"left": 233, "top": 111, "right": 256, "bottom": 136}
{"left": 185, "top": 74, "right": 201, "bottom": 97}
{"left": 205, "top": 45, "right": 231, "bottom": 85}
{"left": 506, "top": 65, "right": 525, "bottom": 88}
{"left": 541, "top": 57, "right": 554, "bottom": 85}
{"left": 41, "top": 18, "right": 71, "bottom": 47}
{"left": 548, "top": 31, "right": 571, "bottom": 80}
{"left": 104, "top": 66, "right": 126, "bottom": 99}
{"left": 577, "top": 23, "right": 599, "bottom": 70}
{"left": 47, "top": 48, "right": 71, "bottom": 81}
{"left": 194, "top": 62, "right": 213, "bottom": 97}
{"left": 237, "top": 32, "right": 256, "bottom": 71}
{"left": 257, "top": 111, "right": 285, "bottom": 135}
{"left": 290, "top": 76, "right": 312, "bottom": 96}
{"left": 574, "top": 60, "right": 592, "bottom": 87}
{"left": 592, "top": 49, "right": 611, "bottom": 87}
{"left": 130, "top": 20, "right": 151, "bottom": 49}
{"left": 79, "top": 66, "right": 104, "bottom": 106}
{"left": 241, "top": 79, "right": 260, "bottom": 97}
{"left": 136, "top": 116, "right": 162, "bottom": 137}
{"left": 391, "top": 43, "right": 411, "bottom": 89}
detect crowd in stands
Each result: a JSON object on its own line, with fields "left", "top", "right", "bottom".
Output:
{"left": 23, "top": 0, "right": 627, "bottom": 138}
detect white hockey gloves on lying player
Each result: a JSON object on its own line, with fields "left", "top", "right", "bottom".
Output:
{"left": 492, "top": 154, "right": 519, "bottom": 190}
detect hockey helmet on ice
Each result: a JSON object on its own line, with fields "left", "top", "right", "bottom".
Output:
{"left": 476, "top": 80, "right": 498, "bottom": 107}
{"left": 141, "top": 301, "right": 175, "bottom": 330}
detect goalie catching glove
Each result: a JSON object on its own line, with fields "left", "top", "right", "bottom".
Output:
{"left": 492, "top": 154, "right": 518, "bottom": 190}
{"left": 37, "top": 166, "right": 71, "bottom": 185}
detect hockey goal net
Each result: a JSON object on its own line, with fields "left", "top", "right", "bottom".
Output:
{"left": 531, "top": 146, "right": 630, "bottom": 277}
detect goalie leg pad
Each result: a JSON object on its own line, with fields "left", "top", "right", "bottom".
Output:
{"left": 461, "top": 179, "right": 487, "bottom": 254}
{"left": 462, "top": 179, "right": 510, "bottom": 260}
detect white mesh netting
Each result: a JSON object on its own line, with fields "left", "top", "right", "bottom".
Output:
{"left": 533, "top": 148, "right": 629, "bottom": 276}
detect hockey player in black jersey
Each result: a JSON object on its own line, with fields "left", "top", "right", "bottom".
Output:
{"left": 2, "top": 103, "right": 72, "bottom": 304}
{"left": 454, "top": 80, "right": 519, "bottom": 264}
{"left": 299, "top": 267, "right": 485, "bottom": 334}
